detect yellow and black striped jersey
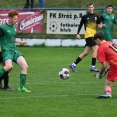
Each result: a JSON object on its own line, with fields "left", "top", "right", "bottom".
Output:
{"left": 77, "top": 12, "right": 101, "bottom": 39}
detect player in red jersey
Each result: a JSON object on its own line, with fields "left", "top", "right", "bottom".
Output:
{"left": 93, "top": 31, "right": 117, "bottom": 99}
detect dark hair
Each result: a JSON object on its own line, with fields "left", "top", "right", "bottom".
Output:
{"left": 106, "top": 4, "right": 113, "bottom": 8}
{"left": 94, "top": 31, "right": 105, "bottom": 40}
{"left": 87, "top": 2, "right": 94, "bottom": 7}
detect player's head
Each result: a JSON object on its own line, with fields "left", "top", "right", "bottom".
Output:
{"left": 87, "top": 2, "right": 94, "bottom": 14}
{"left": 94, "top": 31, "right": 105, "bottom": 45}
{"left": 106, "top": 4, "right": 113, "bottom": 14}
{"left": 8, "top": 10, "right": 19, "bottom": 25}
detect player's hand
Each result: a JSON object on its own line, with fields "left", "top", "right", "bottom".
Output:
{"left": 76, "top": 34, "right": 81, "bottom": 39}
{"left": 102, "top": 24, "right": 107, "bottom": 28}
{"left": 94, "top": 73, "right": 103, "bottom": 79}
{"left": 20, "top": 41, "right": 27, "bottom": 46}
{"left": 98, "top": 24, "right": 102, "bottom": 28}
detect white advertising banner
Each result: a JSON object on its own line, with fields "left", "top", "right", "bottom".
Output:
{"left": 47, "top": 10, "right": 86, "bottom": 34}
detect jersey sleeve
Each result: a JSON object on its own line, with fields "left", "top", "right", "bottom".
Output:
{"left": 96, "top": 15, "right": 101, "bottom": 24}
{"left": 97, "top": 47, "right": 106, "bottom": 63}
{"left": 77, "top": 16, "right": 84, "bottom": 34}
{"left": 0, "top": 27, "right": 4, "bottom": 38}
{"left": 100, "top": 15, "right": 103, "bottom": 22}
{"left": 114, "top": 15, "right": 117, "bottom": 24}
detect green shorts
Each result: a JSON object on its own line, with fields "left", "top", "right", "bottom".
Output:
{"left": 2, "top": 50, "right": 22, "bottom": 63}
{"left": 104, "top": 34, "right": 113, "bottom": 41}
{"left": 103, "top": 31, "right": 113, "bottom": 41}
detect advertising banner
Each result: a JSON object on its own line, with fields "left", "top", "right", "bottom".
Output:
{"left": 47, "top": 10, "right": 86, "bottom": 34}
{"left": 0, "top": 10, "right": 45, "bottom": 33}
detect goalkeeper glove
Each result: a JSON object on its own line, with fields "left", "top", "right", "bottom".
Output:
{"left": 95, "top": 73, "right": 103, "bottom": 79}
{"left": 102, "top": 67, "right": 109, "bottom": 77}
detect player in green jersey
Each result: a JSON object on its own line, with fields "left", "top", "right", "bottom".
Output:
{"left": 0, "top": 15, "right": 13, "bottom": 90}
{"left": 100, "top": 4, "right": 117, "bottom": 41}
{"left": 0, "top": 10, "right": 31, "bottom": 92}
{"left": 100, "top": 4, "right": 117, "bottom": 77}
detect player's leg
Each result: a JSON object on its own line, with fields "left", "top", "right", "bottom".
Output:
{"left": 0, "top": 59, "right": 13, "bottom": 77}
{"left": 0, "top": 54, "right": 4, "bottom": 89}
{"left": 69, "top": 46, "right": 91, "bottom": 72}
{"left": 0, "top": 52, "right": 13, "bottom": 90}
{"left": 98, "top": 80, "right": 113, "bottom": 99}
{"left": 24, "top": 0, "right": 29, "bottom": 8}
{"left": 0, "top": 73, "right": 3, "bottom": 89}
{"left": 0, "top": 62, "right": 4, "bottom": 89}
{"left": 16, "top": 56, "right": 31, "bottom": 92}
{"left": 2, "top": 72, "right": 14, "bottom": 91}
{"left": 0, "top": 72, "right": 9, "bottom": 90}
{"left": 90, "top": 44, "right": 99, "bottom": 72}
{"left": 97, "top": 68, "right": 116, "bottom": 99}
{"left": 104, "top": 80, "right": 113, "bottom": 95}
{"left": 2, "top": 72, "right": 9, "bottom": 89}
{"left": 30, "top": 0, "right": 34, "bottom": 8}
{"left": 0, "top": 61, "right": 13, "bottom": 90}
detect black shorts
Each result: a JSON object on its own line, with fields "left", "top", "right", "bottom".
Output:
{"left": 85, "top": 37, "right": 97, "bottom": 47}
{"left": 0, "top": 52, "right": 3, "bottom": 62}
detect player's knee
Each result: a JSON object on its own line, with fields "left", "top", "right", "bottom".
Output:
{"left": 22, "top": 64, "right": 28, "bottom": 70}
{"left": 83, "top": 52, "right": 89, "bottom": 56}
{"left": 6, "top": 65, "right": 13, "bottom": 71}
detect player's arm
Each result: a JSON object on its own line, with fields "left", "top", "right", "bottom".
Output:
{"left": 95, "top": 62, "right": 107, "bottom": 79}
{"left": 100, "top": 15, "right": 106, "bottom": 28}
{"left": 76, "top": 16, "right": 84, "bottom": 39}
{"left": 15, "top": 39, "right": 27, "bottom": 46}
{"left": 99, "top": 62, "right": 107, "bottom": 75}
{"left": 114, "top": 15, "right": 117, "bottom": 24}
{"left": 97, "top": 15, "right": 102, "bottom": 28}
{"left": 0, "top": 28, "right": 4, "bottom": 38}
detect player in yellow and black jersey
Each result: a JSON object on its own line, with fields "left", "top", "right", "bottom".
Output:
{"left": 69, "top": 2, "right": 102, "bottom": 72}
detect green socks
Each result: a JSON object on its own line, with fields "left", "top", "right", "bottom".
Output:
{"left": 20, "top": 73, "right": 26, "bottom": 89}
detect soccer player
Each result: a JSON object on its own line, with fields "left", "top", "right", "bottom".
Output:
{"left": 0, "top": 10, "right": 31, "bottom": 92}
{"left": 100, "top": 4, "right": 117, "bottom": 78}
{"left": 69, "top": 2, "right": 102, "bottom": 72}
{"left": 0, "top": 56, "right": 13, "bottom": 91}
{"left": 100, "top": 4, "right": 117, "bottom": 41}
{"left": 94, "top": 31, "right": 117, "bottom": 99}
{"left": 0, "top": 15, "right": 13, "bottom": 90}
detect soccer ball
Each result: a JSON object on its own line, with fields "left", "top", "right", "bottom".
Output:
{"left": 59, "top": 68, "right": 70, "bottom": 80}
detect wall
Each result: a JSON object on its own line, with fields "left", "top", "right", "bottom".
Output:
{"left": 17, "top": 38, "right": 117, "bottom": 47}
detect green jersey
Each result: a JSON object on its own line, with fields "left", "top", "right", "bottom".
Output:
{"left": 0, "top": 23, "right": 16, "bottom": 51}
{"left": 100, "top": 13, "right": 117, "bottom": 41}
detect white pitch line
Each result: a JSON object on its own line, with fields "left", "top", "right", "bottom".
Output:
{"left": 26, "top": 81, "right": 97, "bottom": 85}
{"left": 1, "top": 93, "right": 117, "bottom": 100}
{"left": 0, "top": 94, "right": 96, "bottom": 100}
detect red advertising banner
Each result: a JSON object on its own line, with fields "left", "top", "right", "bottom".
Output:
{"left": 0, "top": 10, "right": 45, "bottom": 33}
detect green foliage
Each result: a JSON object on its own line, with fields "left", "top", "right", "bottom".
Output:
{"left": 0, "top": 0, "right": 117, "bottom": 38}
{"left": 0, "top": 47, "right": 117, "bottom": 117}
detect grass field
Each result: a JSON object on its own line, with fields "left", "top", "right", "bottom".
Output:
{"left": 0, "top": 47, "right": 117, "bottom": 117}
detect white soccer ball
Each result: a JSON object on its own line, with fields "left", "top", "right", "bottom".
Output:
{"left": 59, "top": 68, "right": 70, "bottom": 80}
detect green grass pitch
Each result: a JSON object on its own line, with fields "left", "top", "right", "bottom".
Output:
{"left": 0, "top": 47, "right": 117, "bottom": 117}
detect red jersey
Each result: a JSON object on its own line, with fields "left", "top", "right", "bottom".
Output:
{"left": 98, "top": 41, "right": 117, "bottom": 68}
